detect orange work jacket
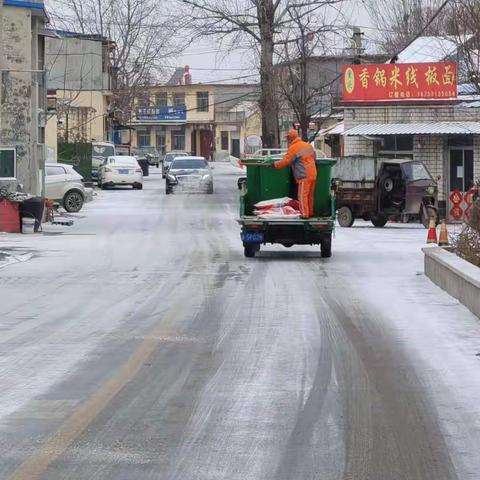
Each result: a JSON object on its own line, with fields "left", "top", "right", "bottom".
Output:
{"left": 274, "top": 137, "right": 317, "bottom": 181}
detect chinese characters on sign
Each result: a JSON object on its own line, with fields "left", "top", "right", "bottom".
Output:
{"left": 136, "top": 106, "right": 187, "bottom": 121}
{"left": 342, "top": 62, "right": 457, "bottom": 102}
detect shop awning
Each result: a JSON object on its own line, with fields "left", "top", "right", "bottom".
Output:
{"left": 344, "top": 122, "right": 480, "bottom": 136}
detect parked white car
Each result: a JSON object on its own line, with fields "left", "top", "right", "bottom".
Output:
{"left": 45, "top": 163, "right": 87, "bottom": 212}
{"left": 98, "top": 156, "right": 143, "bottom": 190}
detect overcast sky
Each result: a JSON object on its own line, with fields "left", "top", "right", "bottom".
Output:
{"left": 173, "top": 1, "right": 375, "bottom": 84}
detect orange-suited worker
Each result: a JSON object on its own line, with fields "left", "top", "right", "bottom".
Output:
{"left": 273, "top": 129, "right": 317, "bottom": 218}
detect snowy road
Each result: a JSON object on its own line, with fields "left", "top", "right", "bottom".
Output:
{"left": 1, "top": 164, "right": 480, "bottom": 479}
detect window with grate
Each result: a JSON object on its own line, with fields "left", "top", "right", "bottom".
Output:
{"left": 137, "top": 129, "right": 151, "bottom": 147}
{"left": 221, "top": 131, "right": 229, "bottom": 151}
{"left": 197, "top": 92, "right": 209, "bottom": 112}
{"left": 379, "top": 135, "right": 413, "bottom": 159}
{"left": 155, "top": 93, "right": 168, "bottom": 106}
{"left": 173, "top": 93, "right": 185, "bottom": 107}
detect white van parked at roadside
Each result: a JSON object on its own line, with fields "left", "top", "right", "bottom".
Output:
{"left": 98, "top": 156, "right": 143, "bottom": 190}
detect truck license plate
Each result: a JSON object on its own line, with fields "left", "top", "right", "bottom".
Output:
{"left": 242, "top": 231, "right": 264, "bottom": 243}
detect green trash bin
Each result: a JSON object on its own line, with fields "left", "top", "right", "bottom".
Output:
{"left": 245, "top": 157, "right": 291, "bottom": 215}
{"left": 244, "top": 156, "right": 336, "bottom": 217}
{"left": 314, "top": 158, "right": 336, "bottom": 216}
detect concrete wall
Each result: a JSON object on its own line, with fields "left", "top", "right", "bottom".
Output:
{"left": 424, "top": 246, "right": 480, "bottom": 319}
{"left": 55, "top": 90, "right": 108, "bottom": 143}
{"left": 45, "top": 113, "right": 57, "bottom": 161}
{"left": 46, "top": 36, "right": 109, "bottom": 91}
{"left": 1, "top": 6, "right": 46, "bottom": 195}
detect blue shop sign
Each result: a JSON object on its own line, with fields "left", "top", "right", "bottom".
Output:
{"left": 136, "top": 106, "right": 187, "bottom": 121}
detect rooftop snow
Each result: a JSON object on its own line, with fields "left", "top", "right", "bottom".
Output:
{"left": 396, "top": 36, "right": 461, "bottom": 64}
{"left": 344, "top": 122, "right": 480, "bottom": 136}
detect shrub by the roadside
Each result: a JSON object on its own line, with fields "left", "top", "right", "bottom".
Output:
{"left": 452, "top": 194, "right": 480, "bottom": 267}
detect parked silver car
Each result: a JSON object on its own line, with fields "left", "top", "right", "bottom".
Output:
{"left": 165, "top": 157, "right": 214, "bottom": 194}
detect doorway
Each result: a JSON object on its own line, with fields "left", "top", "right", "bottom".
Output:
{"left": 231, "top": 138, "right": 240, "bottom": 158}
{"left": 200, "top": 129, "right": 213, "bottom": 160}
{"left": 449, "top": 148, "right": 474, "bottom": 193}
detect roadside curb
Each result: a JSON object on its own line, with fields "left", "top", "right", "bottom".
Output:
{"left": 423, "top": 246, "right": 480, "bottom": 318}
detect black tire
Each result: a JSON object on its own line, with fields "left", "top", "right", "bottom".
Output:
{"left": 320, "top": 235, "right": 332, "bottom": 258}
{"left": 337, "top": 206, "right": 354, "bottom": 227}
{"left": 134, "top": 184, "right": 143, "bottom": 190}
{"left": 63, "top": 190, "right": 84, "bottom": 213}
{"left": 101, "top": 183, "right": 108, "bottom": 190}
{"left": 156, "top": 163, "right": 159, "bottom": 168}
{"left": 371, "top": 214, "right": 388, "bottom": 227}
{"left": 244, "top": 244, "right": 256, "bottom": 258}
{"left": 421, "top": 206, "right": 437, "bottom": 229}
{"left": 165, "top": 188, "right": 171, "bottom": 195}
{"left": 383, "top": 177, "right": 394, "bottom": 192}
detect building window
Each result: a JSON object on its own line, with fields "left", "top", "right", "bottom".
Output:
{"left": 173, "top": 93, "right": 185, "bottom": 107}
{"left": 221, "top": 131, "right": 229, "bottom": 151}
{"left": 137, "top": 95, "right": 150, "bottom": 108}
{"left": 171, "top": 129, "right": 185, "bottom": 150}
{"left": 38, "top": 126, "right": 45, "bottom": 144}
{"left": 379, "top": 135, "right": 413, "bottom": 159}
{"left": 197, "top": 92, "right": 209, "bottom": 112}
{"left": 155, "top": 93, "right": 168, "bottom": 106}
{"left": 0, "top": 148, "right": 16, "bottom": 177}
{"left": 137, "top": 129, "right": 150, "bottom": 147}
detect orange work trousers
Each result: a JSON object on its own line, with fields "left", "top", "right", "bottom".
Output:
{"left": 297, "top": 178, "right": 316, "bottom": 218}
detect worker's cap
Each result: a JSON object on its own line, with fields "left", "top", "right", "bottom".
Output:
{"left": 286, "top": 129, "right": 299, "bottom": 141}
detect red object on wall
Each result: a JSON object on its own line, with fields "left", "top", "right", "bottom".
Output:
{"left": 449, "top": 190, "right": 463, "bottom": 206}
{"left": 0, "top": 200, "right": 21, "bottom": 233}
{"left": 450, "top": 205, "right": 464, "bottom": 220}
{"left": 342, "top": 62, "right": 457, "bottom": 102}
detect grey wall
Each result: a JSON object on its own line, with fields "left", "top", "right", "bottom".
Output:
{"left": 1, "top": 6, "right": 46, "bottom": 195}
{"left": 46, "top": 36, "right": 108, "bottom": 91}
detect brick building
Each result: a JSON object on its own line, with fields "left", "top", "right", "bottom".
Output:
{"left": 342, "top": 37, "right": 480, "bottom": 219}
{"left": 343, "top": 102, "right": 480, "bottom": 216}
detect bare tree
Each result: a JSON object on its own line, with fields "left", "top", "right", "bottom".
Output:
{"left": 175, "top": 0, "right": 342, "bottom": 148}
{"left": 447, "top": 0, "right": 480, "bottom": 89}
{"left": 365, "top": 0, "right": 450, "bottom": 54}
{"left": 49, "top": 0, "right": 181, "bottom": 125}
{"left": 276, "top": 7, "right": 341, "bottom": 141}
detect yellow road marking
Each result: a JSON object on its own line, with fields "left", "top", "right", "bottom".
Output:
{"left": 10, "top": 280, "right": 196, "bottom": 480}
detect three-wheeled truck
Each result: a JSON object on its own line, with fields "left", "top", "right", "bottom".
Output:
{"left": 238, "top": 157, "right": 336, "bottom": 258}
{"left": 334, "top": 156, "right": 438, "bottom": 228}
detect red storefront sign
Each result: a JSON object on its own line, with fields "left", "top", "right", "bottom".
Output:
{"left": 342, "top": 62, "right": 457, "bottom": 102}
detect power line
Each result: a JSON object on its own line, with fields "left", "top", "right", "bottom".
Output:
{"left": 61, "top": 89, "right": 260, "bottom": 132}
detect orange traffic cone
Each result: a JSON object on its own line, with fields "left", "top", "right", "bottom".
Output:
{"left": 426, "top": 217, "right": 437, "bottom": 244}
{"left": 438, "top": 219, "right": 449, "bottom": 247}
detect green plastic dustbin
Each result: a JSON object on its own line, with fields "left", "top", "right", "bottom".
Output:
{"left": 245, "top": 157, "right": 291, "bottom": 214}
{"left": 314, "top": 158, "right": 336, "bottom": 216}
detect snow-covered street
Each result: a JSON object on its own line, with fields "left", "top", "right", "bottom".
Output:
{"left": 1, "top": 163, "right": 480, "bottom": 479}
